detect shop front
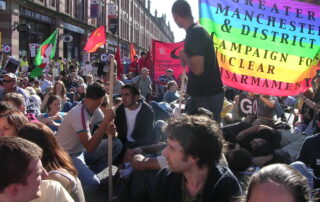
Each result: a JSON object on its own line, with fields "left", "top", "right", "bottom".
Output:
{"left": 62, "top": 22, "right": 86, "bottom": 61}
{"left": 19, "top": 7, "right": 56, "bottom": 64}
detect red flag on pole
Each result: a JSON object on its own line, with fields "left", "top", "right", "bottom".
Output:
{"left": 130, "top": 43, "right": 137, "bottom": 62}
{"left": 84, "top": 26, "right": 106, "bottom": 53}
{"left": 115, "top": 46, "right": 123, "bottom": 79}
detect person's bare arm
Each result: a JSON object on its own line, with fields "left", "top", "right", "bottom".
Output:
{"left": 78, "top": 109, "right": 115, "bottom": 152}
{"left": 259, "top": 95, "right": 275, "bottom": 108}
{"left": 131, "top": 154, "right": 160, "bottom": 170}
{"left": 179, "top": 50, "right": 204, "bottom": 76}
{"left": 236, "top": 125, "right": 272, "bottom": 141}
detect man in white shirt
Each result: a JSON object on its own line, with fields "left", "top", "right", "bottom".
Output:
{"left": 56, "top": 82, "right": 122, "bottom": 192}
{"left": 115, "top": 84, "right": 155, "bottom": 160}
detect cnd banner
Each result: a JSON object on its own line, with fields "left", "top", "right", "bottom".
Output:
{"left": 200, "top": 0, "right": 320, "bottom": 96}
{"left": 152, "top": 40, "right": 186, "bottom": 81}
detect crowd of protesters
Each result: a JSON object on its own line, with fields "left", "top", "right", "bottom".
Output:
{"left": 1, "top": 1, "right": 320, "bottom": 202}
{"left": 0, "top": 50, "right": 319, "bottom": 202}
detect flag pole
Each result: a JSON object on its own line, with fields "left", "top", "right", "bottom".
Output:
{"left": 177, "top": 67, "right": 186, "bottom": 117}
{"left": 108, "top": 56, "right": 115, "bottom": 201}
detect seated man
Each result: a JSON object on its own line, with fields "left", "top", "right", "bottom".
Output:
{"left": 115, "top": 84, "right": 155, "bottom": 159}
{"left": 0, "top": 137, "right": 47, "bottom": 202}
{"left": 156, "top": 115, "right": 241, "bottom": 201}
{"left": 234, "top": 125, "right": 306, "bottom": 167}
{"left": 297, "top": 133, "right": 320, "bottom": 189}
{"left": 56, "top": 82, "right": 123, "bottom": 192}
{"left": 243, "top": 93, "right": 276, "bottom": 127}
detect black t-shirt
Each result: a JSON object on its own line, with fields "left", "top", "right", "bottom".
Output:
{"left": 301, "top": 103, "right": 314, "bottom": 125}
{"left": 298, "top": 134, "right": 320, "bottom": 178}
{"left": 184, "top": 23, "right": 223, "bottom": 97}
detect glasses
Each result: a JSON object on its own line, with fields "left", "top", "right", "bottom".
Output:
{"left": 2, "top": 80, "right": 14, "bottom": 83}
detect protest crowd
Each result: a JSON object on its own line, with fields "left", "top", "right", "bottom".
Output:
{"left": 1, "top": 0, "right": 320, "bottom": 202}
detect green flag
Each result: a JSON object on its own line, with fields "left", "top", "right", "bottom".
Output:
{"left": 31, "top": 29, "right": 58, "bottom": 77}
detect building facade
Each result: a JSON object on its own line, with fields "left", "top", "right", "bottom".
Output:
{"left": 0, "top": 0, "right": 174, "bottom": 63}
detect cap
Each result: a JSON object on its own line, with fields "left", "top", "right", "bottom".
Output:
{"left": 3, "top": 73, "right": 17, "bottom": 80}
{"left": 166, "top": 69, "right": 173, "bottom": 73}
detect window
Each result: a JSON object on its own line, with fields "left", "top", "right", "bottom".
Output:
{"left": 0, "top": 0, "right": 6, "bottom": 11}
{"left": 49, "top": 0, "right": 55, "bottom": 7}
{"left": 65, "top": 0, "right": 70, "bottom": 13}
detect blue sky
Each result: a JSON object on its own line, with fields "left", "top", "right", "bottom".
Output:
{"left": 150, "top": 0, "right": 199, "bottom": 42}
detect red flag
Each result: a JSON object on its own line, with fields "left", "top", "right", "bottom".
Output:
{"left": 130, "top": 43, "right": 137, "bottom": 62}
{"left": 84, "top": 26, "right": 106, "bottom": 53}
{"left": 115, "top": 46, "right": 123, "bottom": 79}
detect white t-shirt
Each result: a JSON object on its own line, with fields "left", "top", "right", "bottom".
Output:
{"left": 31, "top": 180, "right": 74, "bottom": 202}
{"left": 56, "top": 103, "right": 104, "bottom": 154}
{"left": 125, "top": 103, "right": 142, "bottom": 142}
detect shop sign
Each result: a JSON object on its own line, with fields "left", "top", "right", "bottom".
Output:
{"left": 2, "top": 44, "right": 11, "bottom": 53}
{"left": 20, "top": 7, "right": 55, "bottom": 24}
{"left": 100, "top": 53, "right": 107, "bottom": 61}
{"left": 16, "top": 23, "right": 30, "bottom": 33}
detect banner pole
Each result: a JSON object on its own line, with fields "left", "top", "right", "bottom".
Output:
{"left": 107, "top": 56, "right": 115, "bottom": 201}
{"left": 177, "top": 67, "right": 186, "bottom": 117}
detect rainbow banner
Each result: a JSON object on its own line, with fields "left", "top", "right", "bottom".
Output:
{"left": 200, "top": 0, "right": 320, "bottom": 96}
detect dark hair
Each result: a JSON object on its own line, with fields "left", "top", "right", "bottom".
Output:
{"left": 47, "top": 95, "right": 61, "bottom": 112}
{"left": 227, "top": 148, "right": 252, "bottom": 173}
{"left": 189, "top": 107, "right": 214, "bottom": 120}
{"left": 0, "top": 137, "right": 42, "bottom": 192}
{"left": 0, "top": 101, "right": 14, "bottom": 114}
{"left": 4, "top": 92, "right": 25, "bottom": 107}
{"left": 172, "top": 0, "right": 193, "bottom": 19}
{"left": 86, "top": 82, "right": 106, "bottom": 99}
{"left": 121, "top": 84, "right": 141, "bottom": 96}
{"left": 0, "top": 110, "right": 29, "bottom": 132}
{"left": 164, "top": 115, "right": 224, "bottom": 168}
{"left": 245, "top": 164, "right": 311, "bottom": 202}
{"left": 18, "top": 122, "right": 77, "bottom": 176}
{"left": 140, "top": 51, "right": 146, "bottom": 56}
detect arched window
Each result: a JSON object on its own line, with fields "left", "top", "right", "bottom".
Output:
{"left": 0, "top": 0, "right": 7, "bottom": 11}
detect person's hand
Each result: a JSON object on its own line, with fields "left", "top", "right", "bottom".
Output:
{"left": 122, "top": 148, "right": 143, "bottom": 163}
{"left": 46, "top": 118, "right": 55, "bottom": 126}
{"left": 179, "top": 50, "right": 188, "bottom": 67}
{"left": 52, "top": 115, "right": 62, "bottom": 121}
{"left": 103, "top": 108, "right": 115, "bottom": 122}
{"left": 106, "top": 123, "right": 117, "bottom": 138}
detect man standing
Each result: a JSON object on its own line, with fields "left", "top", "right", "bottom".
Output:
{"left": 156, "top": 115, "right": 241, "bottom": 202}
{"left": 132, "top": 68, "right": 152, "bottom": 99}
{"left": 172, "top": 0, "right": 224, "bottom": 122}
{"left": 56, "top": 82, "right": 122, "bottom": 192}
{"left": 0, "top": 137, "right": 48, "bottom": 202}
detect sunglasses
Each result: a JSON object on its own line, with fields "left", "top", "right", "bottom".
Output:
{"left": 2, "top": 80, "right": 14, "bottom": 83}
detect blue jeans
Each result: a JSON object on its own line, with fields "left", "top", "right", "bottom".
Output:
{"left": 185, "top": 91, "right": 224, "bottom": 123}
{"left": 70, "top": 138, "right": 122, "bottom": 192}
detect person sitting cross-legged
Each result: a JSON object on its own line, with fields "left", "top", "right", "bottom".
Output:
{"left": 56, "top": 82, "right": 123, "bottom": 192}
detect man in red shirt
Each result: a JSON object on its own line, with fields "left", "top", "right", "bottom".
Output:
{"left": 129, "top": 55, "right": 139, "bottom": 75}
{"left": 138, "top": 52, "right": 148, "bottom": 74}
